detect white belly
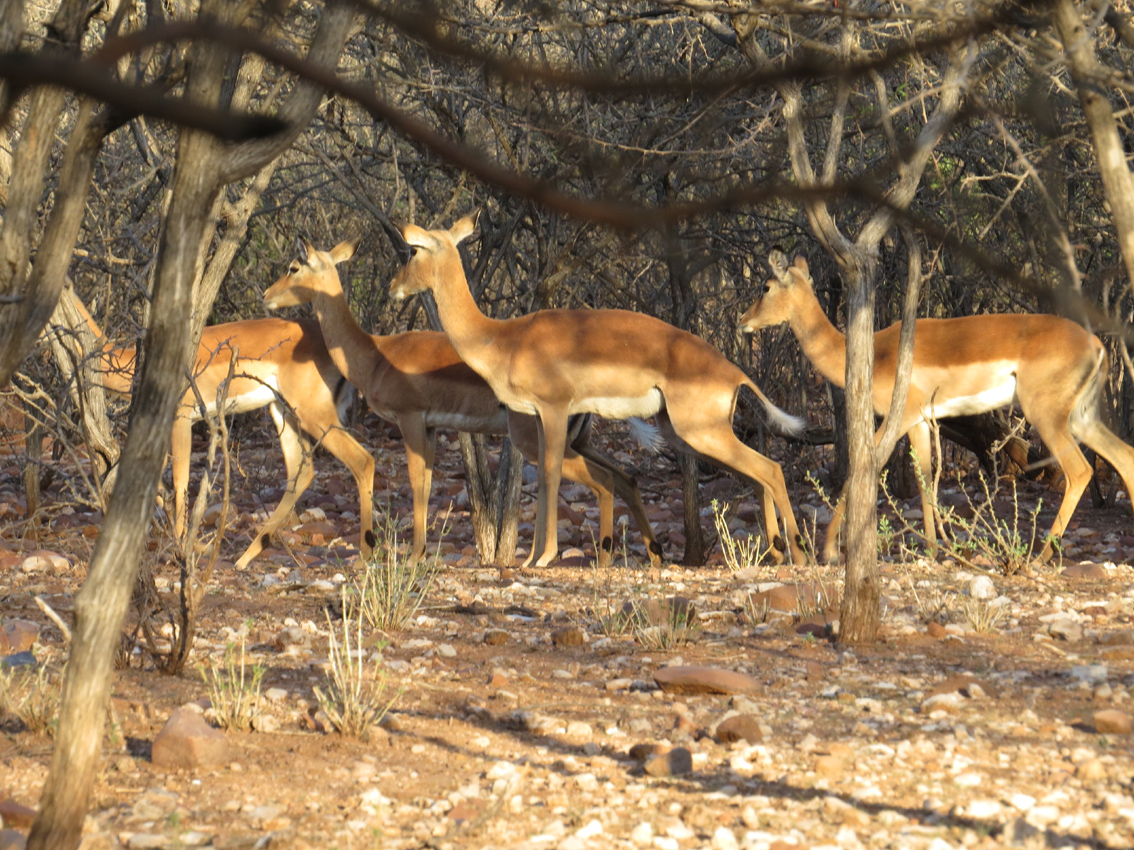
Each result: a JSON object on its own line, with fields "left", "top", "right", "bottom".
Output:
{"left": 570, "top": 388, "right": 663, "bottom": 420}
{"left": 920, "top": 375, "right": 1017, "bottom": 419}
{"left": 192, "top": 379, "right": 278, "bottom": 420}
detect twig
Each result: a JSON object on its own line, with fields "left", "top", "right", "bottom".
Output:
{"left": 34, "top": 595, "right": 73, "bottom": 645}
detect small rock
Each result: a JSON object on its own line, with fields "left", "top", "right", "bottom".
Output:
{"left": 926, "top": 621, "right": 947, "bottom": 639}
{"left": 643, "top": 747, "right": 693, "bottom": 777}
{"left": 126, "top": 834, "right": 169, "bottom": 849}
{"left": 1061, "top": 562, "right": 1109, "bottom": 580}
{"left": 151, "top": 708, "right": 231, "bottom": 769}
{"left": 1076, "top": 758, "right": 1107, "bottom": 782}
{"left": 716, "top": 715, "right": 763, "bottom": 744}
{"left": 1094, "top": 709, "right": 1133, "bottom": 735}
{"left": 551, "top": 626, "right": 586, "bottom": 647}
{"left": 0, "top": 652, "right": 37, "bottom": 671}
{"left": 0, "top": 619, "right": 39, "bottom": 654}
{"left": 484, "top": 629, "right": 509, "bottom": 646}
{"left": 1049, "top": 618, "right": 1083, "bottom": 642}
{"left": 654, "top": 665, "right": 761, "bottom": 695}
{"left": 1098, "top": 630, "right": 1134, "bottom": 646}
{"left": 926, "top": 673, "right": 998, "bottom": 699}
{"left": 0, "top": 829, "right": 26, "bottom": 850}
{"left": 0, "top": 799, "right": 36, "bottom": 828}
{"left": 969, "top": 575, "right": 996, "bottom": 600}
{"left": 965, "top": 799, "right": 1002, "bottom": 819}
{"left": 814, "top": 754, "right": 844, "bottom": 778}
{"left": 629, "top": 742, "right": 672, "bottom": 761}
{"left": 273, "top": 627, "right": 311, "bottom": 651}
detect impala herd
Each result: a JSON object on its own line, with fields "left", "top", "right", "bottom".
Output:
{"left": 63, "top": 212, "right": 1134, "bottom": 569}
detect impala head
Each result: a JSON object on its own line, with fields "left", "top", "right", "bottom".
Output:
{"left": 389, "top": 211, "right": 480, "bottom": 302}
{"left": 264, "top": 236, "right": 359, "bottom": 310}
{"left": 738, "top": 249, "right": 813, "bottom": 335}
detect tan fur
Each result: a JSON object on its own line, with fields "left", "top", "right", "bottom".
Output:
{"left": 66, "top": 292, "right": 375, "bottom": 568}
{"left": 264, "top": 237, "right": 662, "bottom": 568}
{"left": 389, "top": 213, "right": 804, "bottom": 568}
{"left": 740, "top": 249, "right": 1134, "bottom": 562}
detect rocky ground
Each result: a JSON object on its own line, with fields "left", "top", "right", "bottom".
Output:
{"left": 2, "top": 419, "right": 1134, "bottom": 850}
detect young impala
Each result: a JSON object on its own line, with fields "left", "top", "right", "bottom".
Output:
{"left": 262, "top": 237, "right": 662, "bottom": 568}
{"left": 62, "top": 290, "right": 376, "bottom": 568}
{"left": 389, "top": 212, "right": 806, "bottom": 568}
{"left": 740, "top": 248, "right": 1134, "bottom": 562}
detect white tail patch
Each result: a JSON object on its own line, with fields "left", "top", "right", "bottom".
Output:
{"left": 763, "top": 401, "right": 807, "bottom": 437}
{"left": 627, "top": 417, "right": 664, "bottom": 454}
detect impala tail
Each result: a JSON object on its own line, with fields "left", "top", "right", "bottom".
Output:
{"left": 627, "top": 417, "right": 664, "bottom": 454}
{"left": 744, "top": 379, "right": 806, "bottom": 438}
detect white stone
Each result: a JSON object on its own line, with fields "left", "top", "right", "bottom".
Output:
{"left": 969, "top": 575, "right": 996, "bottom": 600}
{"left": 711, "top": 826, "right": 739, "bottom": 850}
{"left": 630, "top": 822, "right": 653, "bottom": 846}
{"left": 953, "top": 772, "right": 983, "bottom": 788}
{"left": 966, "top": 799, "right": 1003, "bottom": 819}
{"left": 575, "top": 820, "right": 603, "bottom": 840}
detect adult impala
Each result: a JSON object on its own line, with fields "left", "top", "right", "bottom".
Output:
{"left": 62, "top": 291, "right": 376, "bottom": 568}
{"left": 740, "top": 248, "right": 1134, "bottom": 562}
{"left": 389, "top": 212, "right": 806, "bottom": 568}
{"left": 263, "top": 237, "right": 662, "bottom": 568}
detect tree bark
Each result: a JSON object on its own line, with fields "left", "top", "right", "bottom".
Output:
{"left": 28, "top": 3, "right": 355, "bottom": 846}
{"left": 0, "top": 0, "right": 94, "bottom": 385}
{"left": 1053, "top": 0, "right": 1134, "bottom": 297}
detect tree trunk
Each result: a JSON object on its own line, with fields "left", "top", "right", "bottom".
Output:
{"left": 837, "top": 262, "right": 881, "bottom": 642}
{"left": 0, "top": 0, "right": 95, "bottom": 386}
{"left": 29, "top": 2, "right": 356, "bottom": 844}
{"left": 1054, "top": 0, "right": 1134, "bottom": 295}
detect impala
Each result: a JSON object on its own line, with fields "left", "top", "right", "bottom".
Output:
{"left": 740, "top": 248, "right": 1134, "bottom": 563}
{"left": 262, "top": 237, "right": 662, "bottom": 568}
{"left": 63, "top": 291, "right": 376, "bottom": 568}
{"left": 388, "top": 212, "right": 806, "bottom": 568}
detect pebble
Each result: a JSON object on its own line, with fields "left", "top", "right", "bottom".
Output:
{"left": 715, "top": 714, "right": 763, "bottom": 744}
{"left": 151, "top": 708, "right": 230, "bottom": 770}
{"left": 653, "top": 665, "right": 761, "bottom": 695}
{"left": 969, "top": 575, "right": 996, "bottom": 599}
{"left": 1094, "top": 709, "right": 1133, "bottom": 735}
{"left": 550, "top": 626, "right": 586, "bottom": 647}
{"left": 644, "top": 747, "right": 693, "bottom": 777}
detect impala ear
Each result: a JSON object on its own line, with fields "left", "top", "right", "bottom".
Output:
{"left": 767, "top": 247, "right": 790, "bottom": 283}
{"left": 451, "top": 210, "right": 480, "bottom": 245}
{"left": 792, "top": 255, "right": 810, "bottom": 276}
{"left": 330, "top": 238, "right": 359, "bottom": 265}
{"left": 403, "top": 224, "right": 435, "bottom": 251}
{"left": 296, "top": 236, "right": 310, "bottom": 264}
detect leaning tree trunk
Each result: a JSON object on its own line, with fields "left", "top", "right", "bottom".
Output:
{"left": 28, "top": 3, "right": 356, "bottom": 846}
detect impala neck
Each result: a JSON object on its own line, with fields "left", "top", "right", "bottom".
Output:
{"left": 790, "top": 288, "right": 849, "bottom": 389}
{"left": 428, "top": 262, "right": 503, "bottom": 376}
{"left": 310, "top": 282, "right": 383, "bottom": 387}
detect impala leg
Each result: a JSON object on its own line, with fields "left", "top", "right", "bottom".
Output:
{"left": 235, "top": 403, "right": 314, "bottom": 570}
{"left": 316, "top": 424, "right": 377, "bottom": 562}
{"left": 527, "top": 410, "right": 569, "bottom": 568}
{"left": 399, "top": 414, "right": 431, "bottom": 564}
{"left": 668, "top": 422, "right": 802, "bottom": 565}
{"left": 170, "top": 411, "right": 193, "bottom": 539}
{"left": 906, "top": 421, "right": 938, "bottom": 558}
{"left": 576, "top": 444, "right": 663, "bottom": 566}
{"left": 1032, "top": 425, "right": 1094, "bottom": 562}
{"left": 560, "top": 452, "right": 616, "bottom": 567}
{"left": 821, "top": 493, "right": 847, "bottom": 564}
{"left": 1077, "top": 419, "right": 1134, "bottom": 518}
